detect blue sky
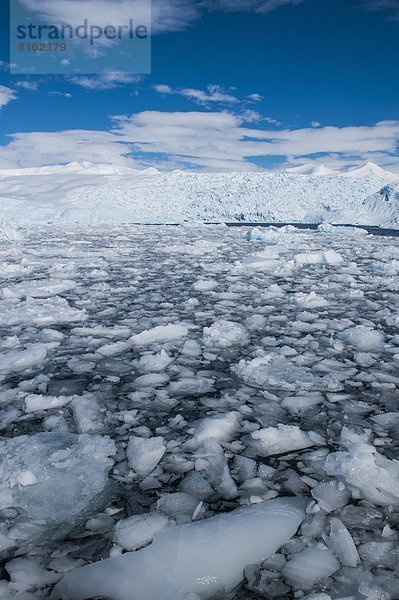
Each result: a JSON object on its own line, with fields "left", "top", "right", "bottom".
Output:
{"left": 0, "top": 0, "right": 399, "bottom": 171}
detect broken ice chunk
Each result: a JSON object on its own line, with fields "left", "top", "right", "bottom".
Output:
{"left": 295, "top": 250, "right": 343, "bottom": 266}
{"left": 326, "top": 517, "right": 360, "bottom": 567}
{"left": 311, "top": 480, "right": 351, "bottom": 513}
{"left": 324, "top": 443, "right": 399, "bottom": 506}
{"left": 71, "top": 394, "right": 104, "bottom": 434}
{"left": 249, "top": 425, "right": 324, "bottom": 457}
{"left": 282, "top": 544, "right": 340, "bottom": 590}
{"left": 168, "top": 377, "right": 215, "bottom": 396}
{"left": 136, "top": 350, "right": 173, "bottom": 372}
{"left": 2, "top": 279, "right": 76, "bottom": 300}
{"left": 126, "top": 435, "right": 166, "bottom": 477}
{"left": 281, "top": 394, "right": 323, "bottom": 416}
{"left": 0, "top": 433, "right": 115, "bottom": 542}
{"left": 53, "top": 497, "right": 306, "bottom": 600}
{"left": 203, "top": 320, "right": 249, "bottom": 349}
{"left": 114, "top": 512, "right": 171, "bottom": 551}
{"left": 185, "top": 412, "right": 240, "bottom": 450}
{"left": 6, "top": 557, "right": 60, "bottom": 593}
{"left": 192, "top": 279, "right": 218, "bottom": 291}
{"left": 156, "top": 493, "right": 199, "bottom": 519}
{"left": 0, "top": 344, "right": 48, "bottom": 382}
{"left": 198, "top": 439, "right": 237, "bottom": 499}
{"left": 339, "top": 326, "right": 385, "bottom": 351}
{"left": 24, "top": 394, "right": 72, "bottom": 413}
{"left": 130, "top": 324, "right": 189, "bottom": 346}
{"left": 233, "top": 353, "right": 341, "bottom": 392}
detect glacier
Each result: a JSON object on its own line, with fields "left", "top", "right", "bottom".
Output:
{"left": 0, "top": 161, "right": 398, "bottom": 227}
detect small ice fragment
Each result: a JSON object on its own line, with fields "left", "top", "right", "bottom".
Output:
{"left": 133, "top": 373, "right": 170, "bottom": 388}
{"left": 311, "top": 480, "right": 351, "bottom": 513}
{"left": 326, "top": 517, "right": 360, "bottom": 567}
{"left": 249, "top": 425, "right": 324, "bottom": 457}
{"left": 6, "top": 557, "right": 60, "bottom": 592}
{"left": 25, "top": 394, "right": 71, "bottom": 413}
{"left": 114, "top": 512, "right": 170, "bottom": 551}
{"left": 137, "top": 350, "right": 173, "bottom": 372}
{"left": 157, "top": 493, "right": 199, "bottom": 519}
{"left": 339, "top": 326, "right": 385, "bottom": 351}
{"left": 13, "top": 470, "right": 38, "bottom": 487}
{"left": 324, "top": 443, "right": 399, "bottom": 506}
{"left": 203, "top": 320, "right": 249, "bottom": 349}
{"left": 71, "top": 395, "right": 104, "bottom": 434}
{"left": 192, "top": 279, "right": 218, "bottom": 291}
{"left": 282, "top": 544, "right": 340, "bottom": 590}
{"left": 126, "top": 436, "right": 166, "bottom": 477}
{"left": 185, "top": 412, "right": 240, "bottom": 450}
{"left": 130, "top": 324, "right": 189, "bottom": 346}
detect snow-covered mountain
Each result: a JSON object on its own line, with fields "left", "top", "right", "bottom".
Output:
{"left": 0, "top": 161, "right": 398, "bottom": 227}
{"left": 358, "top": 183, "right": 399, "bottom": 227}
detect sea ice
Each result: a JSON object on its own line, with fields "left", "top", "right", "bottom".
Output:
{"left": 0, "top": 222, "right": 22, "bottom": 242}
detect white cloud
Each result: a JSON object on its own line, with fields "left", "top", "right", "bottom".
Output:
{"left": 247, "top": 93, "right": 263, "bottom": 102}
{"left": 0, "top": 130, "right": 135, "bottom": 169}
{"left": 179, "top": 85, "right": 239, "bottom": 104}
{"left": 70, "top": 71, "right": 140, "bottom": 90}
{"left": 111, "top": 112, "right": 399, "bottom": 169}
{"left": 0, "top": 86, "right": 17, "bottom": 109}
{"left": 0, "top": 61, "right": 18, "bottom": 71}
{"left": 362, "top": 0, "right": 399, "bottom": 18}
{"left": 203, "top": 0, "right": 304, "bottom": 13}
{"left": 154, "top": 84, "right": 262, "bottom": 105}
{"left": 15, "top": 80, "right": 39, "bottom": 91}
{"left": 17, "top": 0, "right": 305, "bottom": 37}
{"left": 17, "top": 0, "right": 189, "bottom": 35}
{"left": 48, "top": 91, "right": 72, "bottom": 98}
{"left": 1, "top": 111, "right": 399, "bottom": 172}
{"left": 153, "top": 84, "right": 173, "bottom": 94}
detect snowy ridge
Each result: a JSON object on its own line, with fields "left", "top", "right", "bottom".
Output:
{"left": 0, "top": 161, "right": 398, "bottom": 226}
